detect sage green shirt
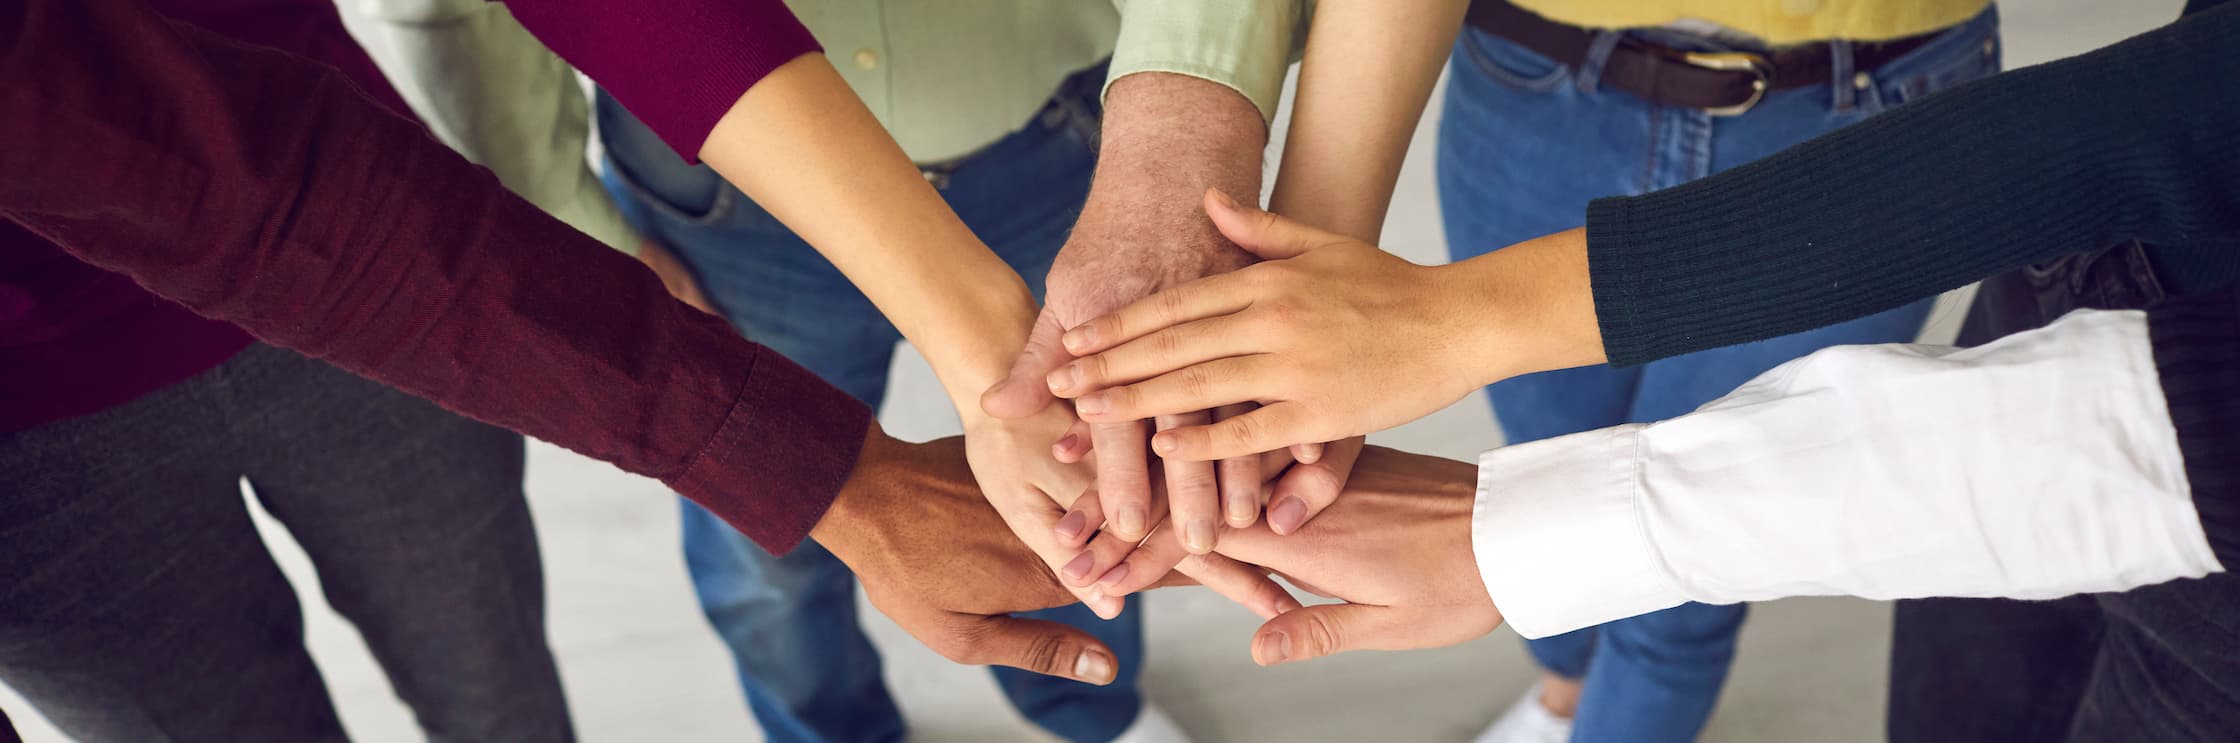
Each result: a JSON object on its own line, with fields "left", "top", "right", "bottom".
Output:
{"left": 804, "top": 0, "right": 1309, "bottom": 162}
{"left": 340, "top": 0, "right": 1310, "bottom": 247}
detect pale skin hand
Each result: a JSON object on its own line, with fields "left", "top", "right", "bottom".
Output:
{"left": 1207, "top": 445, "right": 1503, "bottom": 665}
{"left": 1053, "top": 191, "right": 1606, "bottom": 463}
{"left": 1251, "top": 0, "right": 1470, "bottom": 536}
{"left": 690, "top": 54, "right": 1291, "bottom": 613}
{"left": 981, "top": 71, "right": 1269, "bottom": 559}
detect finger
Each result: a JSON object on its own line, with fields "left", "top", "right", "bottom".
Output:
{"left": 1267, "top": 436, "right": 1365, "bottom": 536}
{"left": 986, "top": 488, "right": 1126, "bottom": 619}
{"left": 1091, "top": 420, "right": 1155, "bottom": 542}
{"left": 1290, "top": 442, "right": 1324, "bottom": 465}
{"left": 1052, "top": 418, "right": 1093, "bottom": 463}
{"left": 1150, "top": 401, "right": 1323, "bottom": 463}
{"left": 1252, "top": 603, "right": 1411, "bottom": 666}
{"left": 949, "top": 613, "right": 1122, "bottom": 685}
{"left": 1259, "top": 446, "right": 1299, "bottom": 483}
{"left": 1159, "top": 412, "right": 1221, "bottom": 554}
{"left": 1213, "top": 404, "right": 1264, "bottom": 528}
{"left": 1203, "top": 188, "right": 1342, "bottom": 261}
{"left": 1175, "top": 552, "right": 1301, "bottom": 620}
{"left": 1077, "top": 355, "right": 1281, "bottom": 425}
{"left": 1091, "top": 523, "right": 1192, "bottom": 598}
{"left": 1053, "top": 488, "right": 1104, "bottom": 547}
{"left": 981, "top": 308, "right": 1071, "bottom": 419}
{"left": 1059, "top": 276, "right": 1253, "bottom": 358}
{"left": 1049, "top": 313, "right": 1262, "bottom": 398}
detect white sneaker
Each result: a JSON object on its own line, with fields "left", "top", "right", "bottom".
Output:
{"left": 1472, "top": 684, "right": 1574, "bottom": 743}
{"left": 1109, "top": 703, "right": 1190, "bottom": 743}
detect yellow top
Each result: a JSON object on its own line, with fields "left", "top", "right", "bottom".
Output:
{"left": 1509, "top": 0, "right": 1991, "bottom": 43}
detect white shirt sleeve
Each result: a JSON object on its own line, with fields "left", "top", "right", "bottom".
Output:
{"left": 1473, "top": 308, "right": 2222, "bottom": 639}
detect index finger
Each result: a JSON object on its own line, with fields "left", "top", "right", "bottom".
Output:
{"left": 1060, "top": 272, "right": 1252, "bottom": 357}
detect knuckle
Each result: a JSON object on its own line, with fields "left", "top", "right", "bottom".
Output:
{"left": 1221, "top": 415, "right": 1263, "bottom": 449}
{"left": 1155, "top": 287, "right": 1192, "bottom": 322}
{"left": 1303, "top": 613, "right": 1346, "bottom": 656}
{"left": 1177, "top": 365, "right": 1217, "bottom": 401}
{"left": 1150, "top": 327, "right": 1186, "bottom": 362}
{"left": 1021, "top": 633, "right": 1065, "bottom": 675}
{"left": 1078, "top": 354, "right": 1111, "bottom": 386}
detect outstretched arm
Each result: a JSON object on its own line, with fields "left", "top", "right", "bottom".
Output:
{"left": 1209, "top": 308, "right": 2226, "bottom": 665}
{"left": 1052, "top": 5, "right": 2240, "bottom": 463}
{"left": 0, "top": 0, "right": 1138, "bottom": 683}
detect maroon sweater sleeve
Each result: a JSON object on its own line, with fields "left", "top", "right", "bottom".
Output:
{"left": 0, "top": 0, "right": 866, "bottom": 553}
{"left": 502, "top": 0, "right": 820, "bottom": 161}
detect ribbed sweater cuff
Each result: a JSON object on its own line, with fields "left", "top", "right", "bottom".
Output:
{"left": 2148, "top": 296, "right": 2240, "bottom": 570}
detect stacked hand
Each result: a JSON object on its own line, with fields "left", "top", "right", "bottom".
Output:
{"left": 968, "top": 188, "right": 1604, "bottom": 668}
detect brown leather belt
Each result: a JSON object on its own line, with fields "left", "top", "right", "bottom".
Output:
{"left": 1467, "top": 0, "right": 1939, "bottom": 115}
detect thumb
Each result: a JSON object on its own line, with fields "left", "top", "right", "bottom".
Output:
{"left": 981, "top": 308, "right": 1070, "bottom": 419}
{"left": 1204, "top": 188, "right": 1337, "bottom": 261}
{"left": 1251, "top": 603, "right": 1397, "bottom": 666}
{"left": 958, "top": 614, "right": 1122, "bottom": 685}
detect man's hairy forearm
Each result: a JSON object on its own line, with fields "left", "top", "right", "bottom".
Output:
{"left": 1077, "top": 72, "right": 1268, "bottom": 270}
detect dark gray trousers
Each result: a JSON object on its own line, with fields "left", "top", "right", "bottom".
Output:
{"left": 1887, "top": 244, "right": 2240, "bottom": 742}
{"left": 0, "top": 343, "right": 572, "bottom": 741}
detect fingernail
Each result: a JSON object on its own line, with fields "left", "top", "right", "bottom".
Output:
{"left": 1209, "top": 188, "right": 1238, "bottom": 210}
{"left": 1116, "top": 506, "right": 1146, "bottom": 539}
{"left": 1262, "top": 631, "right": 1291, "bottom": 664}
{"left": 1097, "top": 562, "right": 1132, "bottom": 588}
{"left": 1064, "top": 327, "right": 1097, "bottom": 353}
{"left": 1055, "top": 510, "right": 1088, "bottom": 541}
{"left": 1076, "top": 393, "right": 1108, "bottom": 416}
{"left": 1055, "top": 433, "right": 1082, "bottom": 455}
{"left": 1075, "top": 648, "right": 1115, "bottom": 683}
{"left": 1151, "top": 434, "right": 1177, "bottom": 455}
{"left": 1062, "top": 551, "right": 1096, "bottom": 581}
{"left": 1047, "top": 365, "right": 1079, "bottom": 394}
{"left": 1269, "top": 497, "right": 1308, "bottom": 535}
{"left": 1225, "top": 489, "right": 1258, "bottom": 527}
{"left": 1184, "top": 519, "right": 1216, "bottom": 554}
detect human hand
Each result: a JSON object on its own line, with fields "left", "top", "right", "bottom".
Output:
{"left": 810, "top": 427, "right": 1126, "bottom": 683}
{"left": 1211, "top": 445, "right": 1500, "bottom": 665}
{"left": 1051, "top": 190, "right": 1600, "bottom": 462}
{"left": 980, "top": 72, "right": 1271, "bottom": 555}
{"left": 959, "top": 405, "right": 1299, "bottom": 622}
{"left": 634, "top": 240, "right": 717, "bottom": 314}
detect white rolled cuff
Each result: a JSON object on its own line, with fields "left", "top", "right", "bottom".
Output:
{"left": 1473, "top": 425, "right": 1691, "bottom": 639}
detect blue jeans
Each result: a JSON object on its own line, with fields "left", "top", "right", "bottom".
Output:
{"left": 596, "top": 65, "right": 1145, "bottom": 743}
{"left": 1436, "top": 10, "right": 2001, "bottom": 742}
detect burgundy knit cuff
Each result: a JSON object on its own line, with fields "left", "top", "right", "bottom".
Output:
{"left": 667, "top": 345, "right": 870, "bottom": 554}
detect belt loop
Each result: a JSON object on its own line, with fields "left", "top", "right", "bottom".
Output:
{"left": 1829, "top": 40, "right": 1857, "bottom": 113}
{"left": 1576, "top": 30, "right": 1623, "bottom": 94}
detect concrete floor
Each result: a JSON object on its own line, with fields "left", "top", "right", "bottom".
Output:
{"left": 1, "top": 1, "right": 2183, "bottom": 740}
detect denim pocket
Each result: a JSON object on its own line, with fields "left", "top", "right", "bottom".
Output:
{"left": 1458, "top": 26, "right": 1571, "bottom": 93}
{"left": 1885, "top": 13, "right": 2002, "bottom": 104}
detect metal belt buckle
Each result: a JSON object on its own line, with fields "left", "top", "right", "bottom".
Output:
{"left": 1683, "top": 51, "right": 1772, "bottom": 116}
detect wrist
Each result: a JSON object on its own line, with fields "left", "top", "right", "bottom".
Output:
{"left": 1093, "top": 73, "right": 1267, "bottom": 228}
{"left": 919, "top": 273, "right": 1039, "bottom": 410}
{"left": 1450, "top": 228, "right": 1607, "bottom": 386}
{"left": 810, "top": 422, "right": 904, "bottom": 562}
